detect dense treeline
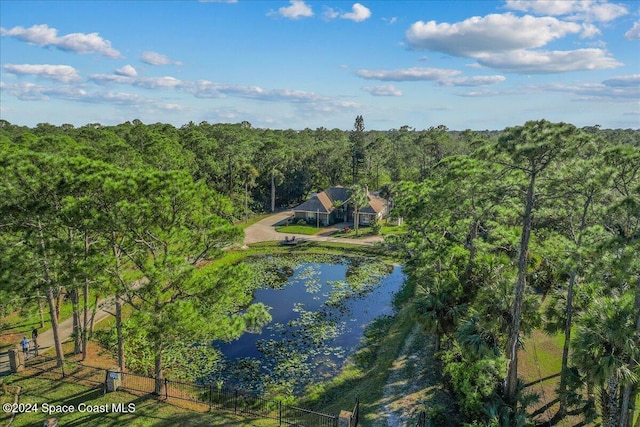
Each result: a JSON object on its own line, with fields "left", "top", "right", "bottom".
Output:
{"left": 0, "top": 118, "right": 638, "bottom": 423}
{"left": 392, "top": 120, "right": 639, "bottom": 426}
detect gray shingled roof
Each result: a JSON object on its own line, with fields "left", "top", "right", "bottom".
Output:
{"left": 293, "top": 186, "right": 349, "bottom": 213}
{"left": 293, "top": 185, "right": 387, "bottom": 215}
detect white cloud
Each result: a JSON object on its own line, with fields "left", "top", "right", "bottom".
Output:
{"left": 157, "top": 103, "right": 185, "bottom": 111}
{"left": 580, "top": 23, "right": 601, "bottom": 38}
{"left": 406, "top": 13, "right": 582, "bottom": 55}
{"left": 184, "top": 80, "right": 358, "bottom": 113}
{"left": 323, "top": 7, "right": 339, "bottom": 20}
{"left": 602, "top": 74, "right": 640, "bottom": 87}
{"left": 323, "top": 3, "right": 371, "bottom": 22}
{"left": 356, "top": 67, "right": 461, "bottom": 81}
{"left": 442, "top": 75, "right": 507, "bottom": 86}
{"left": 543, "top": 79, "right": 640, "bottom": 101}
{"left": 385, "top": 17, "right": 398, "bottom": 25}
{"left": 0, "top": 24, "right": 120, "bottom": 58}
{"left": 504, "top": 0, "right": 628, "bottom": 22}
{"left": 3, "top": 64, "right": 81, "bottom": 83}
{"left": 356, "top": 67, "right": 506, "bottom": 87}
{"left": 115, "top": 65, "right": 137, "bottom": 77}
{"left": 405, "top": 13, "right": 623, "bottom": 74}
{"left": 133, "top": 76, "right": 184, "bottom": 89}
{"left": 140, "top": 51, "right": 182, "bottom": 66}
{"left": 625, "top": 21, "right": 640, "bottom": 40}
{"left": 362, "top": 85, "right": 403, "bottom": 96}
{"left": 273, "top": 1, "right": 313, "bottom": 20}
{"left": 342, "top": 3, "right": 371, "bottom": 22}
{"left": 476, "top": 48, "right": 621, "bottom": 73}
{"left": 89, "top": 74, "right": 135, "bottom": 85}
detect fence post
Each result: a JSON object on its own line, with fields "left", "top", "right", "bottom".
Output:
{"left": 279, "top": 400, "right": 282, "bottom": 426}
{"left": 164, "top": 378, "right": 168, "bottom": 400}
{"left": 234, "top": 389, "right": 238, "bottom": 414}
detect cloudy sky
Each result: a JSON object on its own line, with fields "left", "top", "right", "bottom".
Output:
{"left": 1, "top": 0, "right": 639, "bottom": 130}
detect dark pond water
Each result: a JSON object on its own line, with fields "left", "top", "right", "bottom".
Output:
{"left": 212, "top": 259, "right": 404, "bottom": 391}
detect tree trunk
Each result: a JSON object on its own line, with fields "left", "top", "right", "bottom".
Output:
{"left": 46, "top": 287, "right": 65, "bottom": 367}
{"left": 558, "top": 269, "right": 577, "bottom": 416}
{"left": 89, "top": 292, "right": 100, "bottom": 338}
{"left": 154, "top": 340, "right": 164, "bottom": 396}
{"left": 37, "top": 290, "right": 45, "bottom": 328}
{"left": 620, "top": 278, "right": 640, "bottom": 427}
{"left": 271, "top": 170, "right": 276, "bottom": 213}
{"left": 111, "top": 237, "right": 126, "bottom": 372}
{"left": 82, "top": 231, "right": 89, "bottom": 360}
{"left": 244, "top": 182, "right": 249, "bottom": 223}
{"left": 116, "top": 291, "right": 125, "bottom": 372}
{"left": 560, "top": 194, "right": 592, "bottom": 417}
{"left": 55, "top": 288, "right": 63, "bottom": 321}
{"left": 354, "top": 207, "right": 359, "bottom": 236}
{"left": 37, "top": 216, "right": 65, "bottom": 367}
{"left": 505, "top": 171, "right": 536, "bottom": 402}
{"left": 71, "top": 287, "right": 81, "bottom": 354}
{"left": 82, "top": 276, "right": 89, "bottom": 360}
{"left": 605, "top": 374, "right": 620, "bottom": 427}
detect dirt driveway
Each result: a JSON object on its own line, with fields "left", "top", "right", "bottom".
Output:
{"left": 243, "top": 211, "right": 383, "bottom": 246}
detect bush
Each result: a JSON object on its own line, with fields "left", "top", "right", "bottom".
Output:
{"left": 370, "top": 219, "right": 382, "bottom": 235}
{"left": 441, "top": 343, "right": 506, "bottom": 420}
{"left": 296, "top": 219, "right": 306, "bottom": 225}
{"left": 344, "top": 226, "right": 351, "bottom": 234}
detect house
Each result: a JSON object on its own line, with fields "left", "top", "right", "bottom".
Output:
{"left": 292, "top": 186, "right": 388, "bottom": 226}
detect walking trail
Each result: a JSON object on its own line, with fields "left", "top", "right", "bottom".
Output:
{"left": 373, "top": 325, "right": 459, "bottom": 427}
{"left": 0, "top": 296, "right": 118, "bottom": 376}
{"left": 2, "top": 212, "right": 378, "bottom": 376}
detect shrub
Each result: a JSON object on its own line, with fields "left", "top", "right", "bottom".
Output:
{"left": 344, "top": 226, "right": 351, "bottom": 234}
{"left": 370, "top": 218, "right": 382, "bottom": 235}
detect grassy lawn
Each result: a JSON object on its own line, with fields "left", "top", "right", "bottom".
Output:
{"left": 274, "top": 224, "right": 323, "bottom": 235}
{"left": 235, "top": 213, "right": 273, "bottom": 230}
{"left": 519, "top": 330, "right": 597, "bottom": 426}
{"left": 0, "top": 371, "right": 273, "bottom": 427}
{"left": 380, "top": 223, "right": 406, "bottom": 237}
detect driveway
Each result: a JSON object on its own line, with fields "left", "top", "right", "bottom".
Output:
{"left": 243, "top": 211, "right": 383, "bottom": 246}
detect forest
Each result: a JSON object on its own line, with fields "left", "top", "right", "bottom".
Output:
{"left": 0, "top": 118, "right": 638, "bottom": 426}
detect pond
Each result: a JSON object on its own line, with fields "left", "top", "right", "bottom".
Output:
{"left": 211, "top": 255, "right": 404, "bottom": 393}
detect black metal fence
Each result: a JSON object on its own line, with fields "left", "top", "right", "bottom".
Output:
{"left": 110, "top": 371, "right": 339, "bottom": 427}
{"left": 416, "top": 410, "right": 426, "bottom": 427}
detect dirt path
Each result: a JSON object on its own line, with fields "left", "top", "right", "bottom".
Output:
{"left": 374, "top": 325, "right": 458, "bottom": 427}
{"left": 0, "top": 293, "right": 124, "bottom": 377}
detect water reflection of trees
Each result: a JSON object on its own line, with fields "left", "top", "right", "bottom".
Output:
{"left": 212, "top": 255, "right": 394, "bottom": 395}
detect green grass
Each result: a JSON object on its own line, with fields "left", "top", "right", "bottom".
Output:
{"left": 298, "top": 305, "right": 416, "bottom": 424}
{"left": 274, "top": 224, "right": 323, "bottom": 235}
{"left": 205, "top": 240, "right": 397, "bottom": 269}
{"left": 235, "top": 213, "right": 273, "bottom": 230}
{"left": 0, "top": 371, "right": 276, "bottom": 427}
{"left": 380, "top": 224, "right": 407, "bottom": 236}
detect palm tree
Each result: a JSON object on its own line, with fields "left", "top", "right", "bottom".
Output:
{"left": 572, "top": 292, "right": 638, "bottom": 427}
{"left": 349, "top": 184, "right": 368, "bottom": 236}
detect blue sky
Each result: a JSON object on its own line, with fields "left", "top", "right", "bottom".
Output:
{"left": 1, "top": 0, "right": 639, "bottom": 130}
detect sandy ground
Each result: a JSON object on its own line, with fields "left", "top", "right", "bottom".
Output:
{"left": 373, "top": 325, "right": 459, "bottom": 427}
